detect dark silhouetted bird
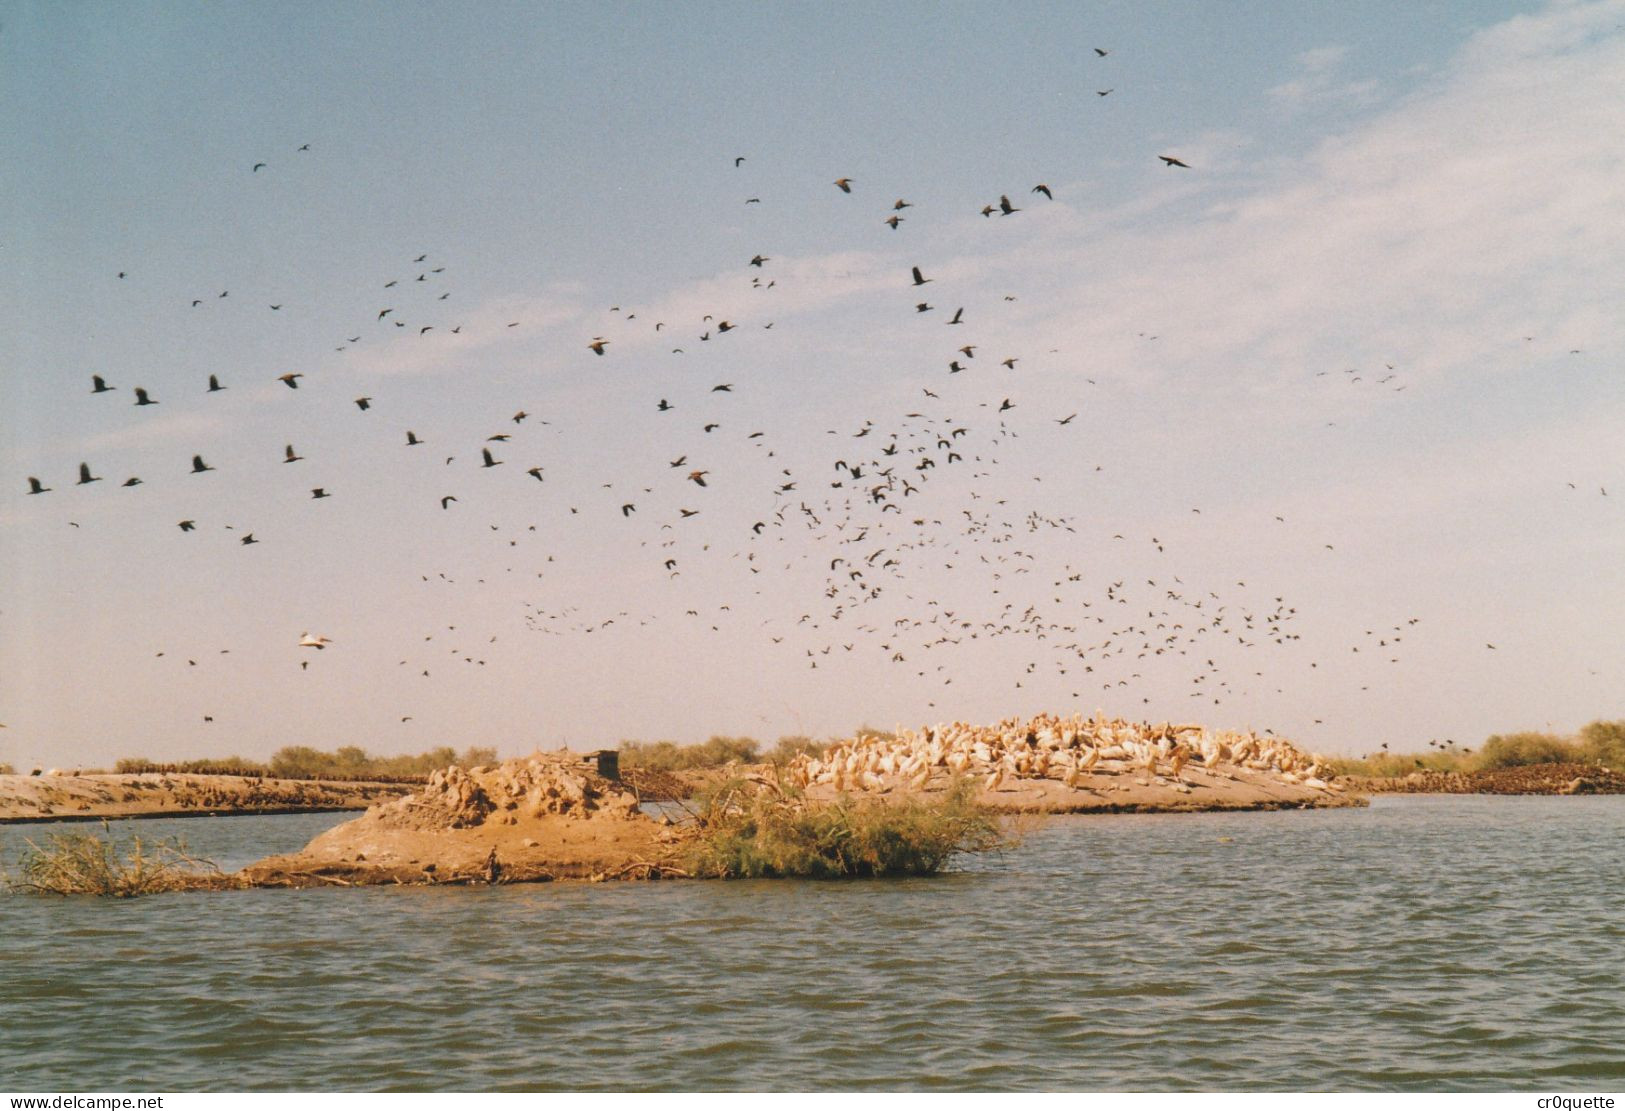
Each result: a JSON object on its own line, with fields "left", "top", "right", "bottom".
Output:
{"left": 134, "top": 387, "right": 158, "bottom": 406}
{"left": 1159, "top": 155, "right": 1191, "bottom": 168}
{"left": 191, "top": 455, "right": 215, "bottom": 474}
{"left": 77, "top": 463, "right": 101, "bottom": 485}
{"left": 284, "top": 444, "right": 303, "bottom": 463}
{"left": 207, "top": 374, "right": 226, "bottom": 392}
{"left": 91, "top": 375, "right": 115, "bottom": 394}
{"left": 26, "top": 477, "right": 50, "bottom": 495}
{"left": 834, "top": 178, "right": 853, "bottom": 193}
{"left": 1032, "top": 184, "right": 1052, "bottom": 199}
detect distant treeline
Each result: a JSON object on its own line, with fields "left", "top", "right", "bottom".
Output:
{"left": 111, "top": 745, "right": 500, "bottom": 782}
{"left": 1330, "top": 719, "right": 1625, "bottom": 778}
{"left": 618, "top": 730, "right": 901, "bottom": 772}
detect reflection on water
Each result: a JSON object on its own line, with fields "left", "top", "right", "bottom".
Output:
{"left": 2, "top": 795, "right": 1621, "bottom": 1090}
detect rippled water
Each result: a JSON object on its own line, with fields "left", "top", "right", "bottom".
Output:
{"left": 2, "top": 796, "right": 1621, "bottom": 1091}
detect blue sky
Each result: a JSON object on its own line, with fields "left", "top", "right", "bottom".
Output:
{"left": 3, "top": 0, "right": 1622, "bottom": 769}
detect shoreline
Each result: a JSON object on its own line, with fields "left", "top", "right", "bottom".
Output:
{"left": 0, "top": 773, "right": 413, "bottom": 825}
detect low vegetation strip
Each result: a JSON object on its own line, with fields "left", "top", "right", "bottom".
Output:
{"left": 109, "top": 744, "right": 499, "bottom": 781}
{"left": 1327, "top": 719, "right": 1624, "bottom": 779}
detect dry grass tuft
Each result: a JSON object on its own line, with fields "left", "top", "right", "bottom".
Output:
{"left": 6, "top": 822, "right": 242, "bottom": 897}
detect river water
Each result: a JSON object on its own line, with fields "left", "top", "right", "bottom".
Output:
{"left": 1, "top": 795, "right": 1621, "bottom": 1091}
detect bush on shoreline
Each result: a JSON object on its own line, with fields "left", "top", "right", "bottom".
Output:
{"left": 678, "top": 776, "right": 1007, "bottom": 879}
{"left": 6, "top": 823, "right": 238, "bottom": 897}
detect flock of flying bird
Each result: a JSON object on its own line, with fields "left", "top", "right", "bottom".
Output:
{"left": 20, "top": 54, "right": 1606, "bottom": 754}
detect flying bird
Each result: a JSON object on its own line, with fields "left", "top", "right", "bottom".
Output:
{"left": 278, "top": 373, "right": 303, "bottom": 389}
{"left": 911, "top": 266, "right": 931, "bottom": 286}
{"left": 133, "top": 387, "right": 158, "bottom": 406}
{"left": 207, "top": 374, "right": 226, "bottom": 392}
{"left": 999, "top": 194, "right": 1019, "bottom": 215}
{"left": 310, "top": 488, "right": 330, "bottom": 499}
{"left": 26, "top": 477, "right": 50, "bottom": 495}
{"left": 76, "top": 463, "right": 101, "bottom": 485}
{"left": 481, "top": 448, "right": 502, "bottom": 468}
{"left": 588, "top": 338, "right": 609, "bottom": 355}
{"left": 177, "top": 520, "right": 195, "bottom": 531}
{"left": 284, "top": 444, "right": 304, "bottom": 463}
{"left": 191, "top": 455, "right": 215, "bottom": 474}
{"left": 1159, "top": 155, "right": 1191, "bottom": 168}
{"left": 354, "top": 397, "right": 372, "bottom": 411}
{"left": 1032, "top": 184, "right": 1052, "bottom": 199}
{"left": 91, "top": 375, "right": 115, "bottom": 394}
{"left": 833, "top": 178, "right": 853, "bottom": 193}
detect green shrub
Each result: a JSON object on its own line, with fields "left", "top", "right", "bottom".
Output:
{"left": 765, "top": 735, "right": 828, "bottom": 765}
{"left": 1578, "top": 720, "right": 1625, "bottom": 768}
{"left": 621, "top": 736, "right": 761, "bottom": 771}
{"left": 1476, "top": 731, "right": 1581, "bottom": 769}
{"left": 680, "top": 777, "right": 1007, "bottom": 879}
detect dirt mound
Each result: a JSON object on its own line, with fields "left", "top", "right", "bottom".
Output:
{"left": 240, "top": 755, "right": 670, "bottom": 887}
{"left": 374, "top": 760, "right": 640, "bottom": 831}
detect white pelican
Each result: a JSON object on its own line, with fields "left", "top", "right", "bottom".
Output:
{"left": 298, "top": 633, "right": 334, "bottom": 649}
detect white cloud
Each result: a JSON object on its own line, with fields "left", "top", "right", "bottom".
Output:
{"left": 1268, "top": 44, "right": 1381, "bottom": 110}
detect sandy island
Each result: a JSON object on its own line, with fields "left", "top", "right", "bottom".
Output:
{"left": 239, "top": 738, "right": 1364, "bottom": 888}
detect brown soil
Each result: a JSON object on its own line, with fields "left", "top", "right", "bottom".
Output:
{"left": 0, "top": 773, "right": 411, "bottom": 823}
{"left": 1344, "top": 763, "right": 1625, "bottom": 795}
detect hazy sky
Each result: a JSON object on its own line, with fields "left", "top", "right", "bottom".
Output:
{"left": 4, "top": 0, "right": 1623, "bottom": 771}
